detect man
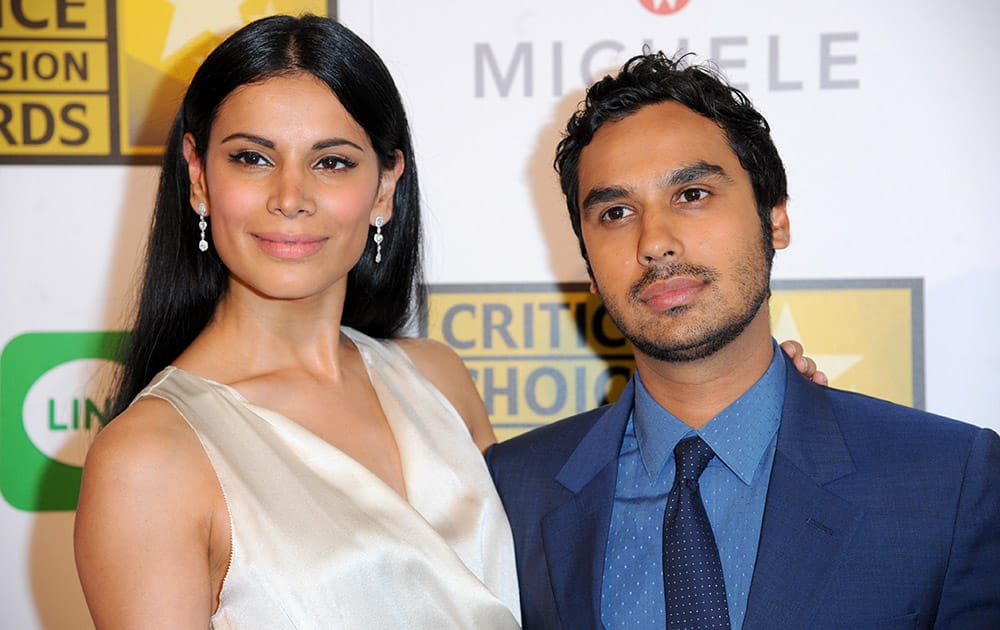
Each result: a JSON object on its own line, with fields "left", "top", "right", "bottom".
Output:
{"left": 486, "top": 52, "right": 1000, "bottom": 629}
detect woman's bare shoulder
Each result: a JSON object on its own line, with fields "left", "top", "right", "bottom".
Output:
{"left": 85, "top": 397, "right": 205, "bottom": 476}
{"left": 394, "top": 337, "right": 496, "bottom": 452}
{"left": 78, "top": 396, "right": 218, "bottom": 532}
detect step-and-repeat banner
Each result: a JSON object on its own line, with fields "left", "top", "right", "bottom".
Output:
{"left": 2, "top": 1, "right": 997, "bottom": 626}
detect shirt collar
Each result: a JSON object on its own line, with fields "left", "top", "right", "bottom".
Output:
{"left": 632, "top": 340, "right": 786, "bottom": 485}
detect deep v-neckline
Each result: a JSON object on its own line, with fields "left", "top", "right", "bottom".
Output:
{"left": 167, "top": 338, "right": 412, "bottom": 504}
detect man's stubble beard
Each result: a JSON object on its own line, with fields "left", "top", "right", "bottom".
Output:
{"left": 596, "top": 238, "right": 773, "bottom": 363}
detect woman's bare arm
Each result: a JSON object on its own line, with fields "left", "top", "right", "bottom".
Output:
{"left": 74, "top": 398, "right": 223, "bottom": 629}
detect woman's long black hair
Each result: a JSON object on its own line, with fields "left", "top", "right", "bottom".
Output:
{"left": 110, "top": 14, "right": 424, "bottom": 418}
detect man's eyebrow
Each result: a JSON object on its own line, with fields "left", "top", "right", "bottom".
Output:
{"left": 661, "top": 161, "right": 733, "bottom": 187}
{"left": 581, "top": 185, "right": 632, "bottom": 213}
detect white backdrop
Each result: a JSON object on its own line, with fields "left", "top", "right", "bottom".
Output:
{"left": 1, "top": 0, "right": 997, "bottom": 627}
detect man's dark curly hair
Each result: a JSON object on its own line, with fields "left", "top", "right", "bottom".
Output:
{"left": 554, "top": 51, "right": 788, "bottom": 271}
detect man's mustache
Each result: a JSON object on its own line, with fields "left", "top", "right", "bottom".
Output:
{"left": 628, "top": 262, "right": 718, "bottom": 301}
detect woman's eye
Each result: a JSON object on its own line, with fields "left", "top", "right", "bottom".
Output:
{"left": 679, "top": 188, "right": 709, "bottom": 203}
{"left": 315, "top": 155, "right": 357, "bottom": 170}
{"left": 230, "top": 151, "right": 271, "bottom": 166}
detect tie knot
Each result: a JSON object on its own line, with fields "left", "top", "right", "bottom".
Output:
{"left": 673, "top": 436, "right": 715, "bottom": 481}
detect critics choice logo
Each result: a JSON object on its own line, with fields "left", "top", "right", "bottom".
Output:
{"left": 424, "top": 284, "right": 635, "bottom": 442}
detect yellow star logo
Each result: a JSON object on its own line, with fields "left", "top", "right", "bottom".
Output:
{"left": 773, "top": 304, "right": 864, "bottom": 387}
{"left": 162, "top": 0, "right": 244, "bottom": 61}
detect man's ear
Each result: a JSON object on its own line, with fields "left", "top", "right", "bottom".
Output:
{"left": 182, "top": 133, "right": 208, "bottom": 214}
{"left": 371, "top": 150, "right": 405, "bottom": 225}
{"left": 770, "top": 201, "right": 790, "bottom": 251}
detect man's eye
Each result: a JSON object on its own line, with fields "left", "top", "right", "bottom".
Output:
{"left": 600, "top": 206, "right": 633, "bottom": 222}
{"left": 679, "top": 188, "right": 709, "bottom": 203}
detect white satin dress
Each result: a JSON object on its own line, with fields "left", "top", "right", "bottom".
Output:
{"left": 136, "top": 327, "right": 521, "bottom": 629}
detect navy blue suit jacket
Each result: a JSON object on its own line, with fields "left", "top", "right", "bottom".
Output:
{"left": 487, "top": 355, "right": 1000, "bottom": 629}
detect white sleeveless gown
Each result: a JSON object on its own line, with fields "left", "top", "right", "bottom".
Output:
{"left": 136, "top": 327, "right": 521, "bottom": 628}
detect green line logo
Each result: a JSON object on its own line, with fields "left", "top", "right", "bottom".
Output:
{"left": 1, "top": 332, "right": 127, "bottom": 511}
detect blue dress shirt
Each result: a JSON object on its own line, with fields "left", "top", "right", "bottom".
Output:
{"left": 600, "top": 342, "right": 786, "bottom": 629}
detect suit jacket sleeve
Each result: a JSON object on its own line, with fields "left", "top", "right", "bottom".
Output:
{"left": 935, "top": 426, "right": 1000, "bottom": 626}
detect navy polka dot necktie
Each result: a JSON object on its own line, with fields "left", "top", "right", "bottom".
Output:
{"left": 662, "top": 436, "right": 731, "bottom": 629}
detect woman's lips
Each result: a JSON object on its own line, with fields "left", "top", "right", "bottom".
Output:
{"left": 253, "top": 233, "right": 328, "bottom": 259}
{"left": 637, "top": 277, "right": 706, "bottom": 311}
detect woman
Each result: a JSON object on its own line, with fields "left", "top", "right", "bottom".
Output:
{"left": 74, "top": 13, "right": 823, "bottom": 629}
{"left": 75, "top": 14, "right": 519, "bottom": 628}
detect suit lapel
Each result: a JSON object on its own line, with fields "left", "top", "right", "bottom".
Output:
{"left": 744, "top": 359, "right": 863, "bottom": 628}
{"left": 541, "top": 380, "right": 635, "bottom": 629}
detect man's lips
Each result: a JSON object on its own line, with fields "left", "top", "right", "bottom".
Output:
{"left": 253, "top": 233, "right": 328, "bottom": 259}
{"left": 636, "top": 277, "right": 706, "bottom": 310}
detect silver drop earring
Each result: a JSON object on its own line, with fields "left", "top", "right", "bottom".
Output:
{"left": 373, "top": 216, "right": 384, "bottom": 264}
{"left": 198, "top": 203, "right": 208, "bottom": 252}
